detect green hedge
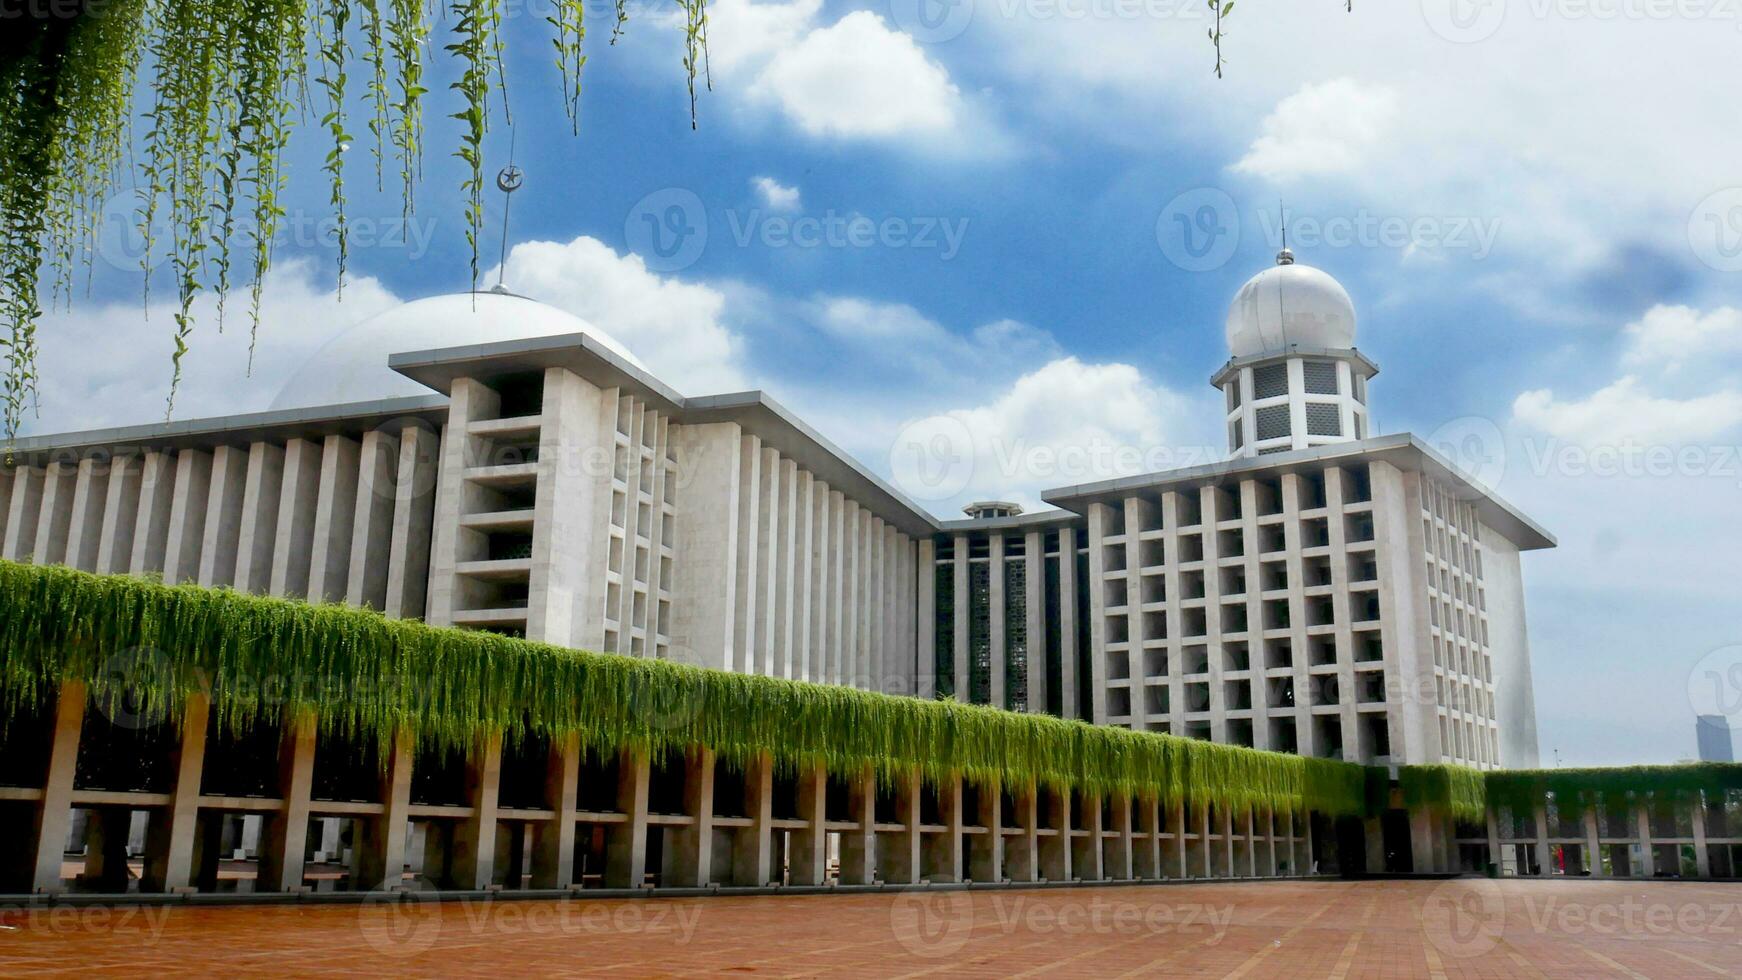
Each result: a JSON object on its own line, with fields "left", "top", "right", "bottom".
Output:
{"left": 0, "top": 561, "right": 1370, "bottom": 816}
{"left": 1399, "top": 764, "right": 1489, "bottom": 823}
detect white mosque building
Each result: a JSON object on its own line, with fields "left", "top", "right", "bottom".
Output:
{"left": 1, "top": 249, "right": 1551, "bottom": 782}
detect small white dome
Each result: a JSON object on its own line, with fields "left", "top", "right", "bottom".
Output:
{"left": 1224, "top": 257, "right": 1357, "bottom": 359}
{"left": 271, "top": 291, "right": 644, "bottom": 410}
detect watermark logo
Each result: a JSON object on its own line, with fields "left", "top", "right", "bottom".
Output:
{"left": 1156, "top": 188, "right": 1240, "bottom": 272}
{"left": 890, "top": 0, "right": 976, "bottom": 42}
{"left": 1422, "top": 0, "right": 1507, "bottom": 42}
{"left": 95, "top": 647, "right": 178, "bottom": 731}
{"left": 889, "top": 414, "right": 976, "bottom": 502}
{"left": 1421, "top": 877, "right": 1506, "bottom": 958}
{"left": 890, "top": 890, "right": 977, "bottom": 958}
{"left": 626, "top": 188, "right": 708, "bottom": 273}
{"left": 95, "top": 189, "right": 171, "bottom": 274}
{"left": 1689, "top": 188, "right": 1742, "bottom": 273}
{"left": 1688, "top": 644, "right": 1742, "bottom": 726}
{"left": 359, "top": 880, "right": 444, "bottom": 957}
{"left": 1424, "top": 416, "right": 1507, "bottom": 497}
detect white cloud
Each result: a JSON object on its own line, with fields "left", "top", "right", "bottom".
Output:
{"left": 809, "top": 297, "right": 1059, "bottom": 386}
{"left": 887, "top": 356, "right": 1206, "bottom": 512}
{"left": 1622, "top": 304, "right": 1742, "bottom": 374}
{"left": 1233, "top": 78, "right": 1400, "bottom": 181}
{"left": 24, "top": 259, "right": 400, "bottom": 434}
{"left": 749, "top": 11, "right": 961, "bottom": 141}
{"left": 1512, "top": 376, "right": 1742, "bottom": 446}
{"left": 489, "top": 236, "right": 751, "bottom": 394}
{"left": 751, "top": 176, "right": 802, "bottom": 212}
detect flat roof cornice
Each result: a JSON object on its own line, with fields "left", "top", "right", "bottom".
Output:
{"left": 1041, "top": 434, "right": 1555, "bottom": 551}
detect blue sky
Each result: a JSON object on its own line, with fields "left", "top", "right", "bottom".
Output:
{"left": 27, "top": 0, "right": 1742, "bottom": 765}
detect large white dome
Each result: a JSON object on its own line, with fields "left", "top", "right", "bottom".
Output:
{"left": 1224, "top": 256, "right": 1357, "bottom": 359}
{"left": 271, "top": 290, "right": 644, "bottom": 411}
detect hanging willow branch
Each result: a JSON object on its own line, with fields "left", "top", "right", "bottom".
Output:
{"left": 0, "top": 559, "right": 1375, "bottom": 815}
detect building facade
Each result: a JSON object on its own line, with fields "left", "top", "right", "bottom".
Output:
{"left": 2, "top": 253, "right": 1551, "bottom": 774}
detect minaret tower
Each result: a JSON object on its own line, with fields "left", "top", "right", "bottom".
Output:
{"left": 1213, "top": 246, "right": 1378, "bottom": 457}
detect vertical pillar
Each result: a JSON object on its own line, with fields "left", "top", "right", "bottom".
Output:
{"left": 1174, "top": 802, "right": 1190, "bottom": 878}
{"left": 1038, "top": 787, "right": 1070, "bottom": 882}
{"left": 1411, "top": 806, "right": 1443, "bottom": 874}
{"left": 923, "top": 776, "right": 963, "bottom": 884}
{"left": 356, "top": 732, "right": 414, "bottom": 891}
{"left": 951, "top": 536, "right": 969, "bottom": 702}
{"left": 1076, "top": 792, "right": 1104, "bottom": 882}
{"left": 606, "top": 749, "right": 652, "bottom": 888}
{"left": 143, "top": 693, "right": 210, "bottom": 892}
{"left": 1636, "top": 804, "right": 1655, "bottom": 877}
{"left": 449, "top": 738, "right": 505, "bottom": 891}
{"left": 258, "top": 714, "right": 317, "bottom": 892}
{"left": 1108, "top": 794, "right": 1134, "bottom": 880}
{"left": 989, "top": 535, "right": 1006, "bottom": 709}
{"left": 1006, "top": 784, "right": 1038, "bottom": 884}
{"left": 1485, "top": 806, "right": 1501, "bottom": 873}
{"left": 1533, "top": 804, "right": 1552, "bottom": 877}
{"left": 729, "top": 753, "right": 773, "bottom": 887}
{"left": 791, "top": 763, "right": 828, "bottom": 886}
{"left": 969, "top": 780, "right": 1003, "bottom": 884}
{"left": 30, "top": 681, "right": 86, "bottom": 894}
{"left": 839, "top": 766, "right": 875, "bottom": 886}
{"left": 527, "top": 734, "right": 581, "bottom": 889}
{"left": 1693, "top": 798, "right": 1711, "bottom": 878}
{"left": 664, "top": 747, "right": 714, "bottom": 888}
{"left": 879, "top": 769, "right": 921, "bottom": 885}
{"left": 1584, "top": 806, "right": 1604, "bottom": 879}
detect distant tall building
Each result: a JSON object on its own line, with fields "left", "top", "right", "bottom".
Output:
{"left": 1697, "top": 715, "right": 1734, "bottom": 762}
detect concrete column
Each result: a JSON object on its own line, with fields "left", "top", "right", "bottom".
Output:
{"left": 383, "top": 425, "right": 438, "bottom": 620}
{"left": 1533, "top": 804, "right": 1552, "bottom": 877}
{"left": 1485, "top": 806, "right": 1502, "bottom": 873}
{"left": 1006, "top": 784, "right": 1038, "bottom": 884}
{"left": 31, "top": 460, "right": 76, "bottom": 566}
{"left": 0, "top": 466, "right": 42, "bottom": 560}
{"left": 232, "top": 442, "right": 285, "bottom": 593}
{"left": 307, "top": 434, "right": 361, "bottom": 603}
{"left": 969, "top": 780, "right": 1003, "bottom": 884}
{"left": 1175, "top": 802, "right": 1190, "bottom": 878}
{"left": 1038, "top": 788, "right": 1070, "bottom": 882}
{"left": 449, "top": 733, "right": 503, "bottom": 890}
{"left": 1693, "top": 798, "right": 1711, "bottom": 877}
{"left": 1025, "top": 529, "right": 1047, "bottom": 713}
{"left": 839, "top": 767, "right": 875, "bottom": 886}
{"left": 345, "top": 429, "right": 399, "bottom": 610}
{"left": 30, "top": 681, "right": 86, "bottom": 893}
{"left": 1108, "top": 793, "right": 1134, "bottom": 880}
{"left": 95, "top": 455, "right": 143, "bottom": 575}
{"left": 790, "top": 763, "right": 828, "bottom": 886}
{"left": 1636, "top": 804, "right": 1655, "bottom": 877}
{"left": 951, "top": 535, "right": 969, "bottom": 702}
{"left": 195, "top": 446, "right": 249, "bottom": 587}
{"left": 258, "top": 715, "right": 317, "bottom": 892}
{"left": 162, "top": 450, "right": 212, "bottom": 584}
{"left": 989, "top": 534, "right": 1006, "bottom": 709}
{"left": 143, "top": 693, "right": 210, "bottom": 892}
{"left": 729, "top": 753, "right": 773, "bottom": 887}
{"left": 356, "top": 732, "right": 414, "bottom": 891}
{"left": 1585, "top": 807, "right": 1604, "bottom": 878}
{"left": 269, "top": 438, "right": 323, "bottom": 599}
{"left": 922, "top": 776, "right": 963, "bottom": 884}
{"left": 1075, "top": 792, "right": 1104, "bottom": 882}
{"left": 63, "top": 457, "right": 110, "bottom": 570}
{"left": 879, "top": 770, "right": 921, "bottom": 885}
{"left": 599, "top": 750, "right": 649, "bottom": 888}
{"left": 1058, "top": 526, "right": 1079, "bottom": 719}
{"left": 1411, "top": 806, "right": 1444, "bottom": 874}
{"left": 916, "top": 538, "right": 936, "bottom": 699}
{"left": 128, "top": 452, "right": 176, "bottom": 575}
{"left": 1134, "top": 797, "right": 1161, "bottom": 879}
{"left": 665, "top": 747, "right": 714, "bottom": 888}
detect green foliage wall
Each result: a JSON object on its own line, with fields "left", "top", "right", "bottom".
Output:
{"left": 0, "top": 560, "right": 1369, "bottom": 816}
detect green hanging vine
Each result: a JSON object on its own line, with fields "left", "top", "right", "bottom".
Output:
{"left": 0, "top": 0, "right": 1272, "bottom": 441}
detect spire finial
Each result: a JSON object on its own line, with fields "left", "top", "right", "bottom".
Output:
{"left": 1277, "top": 199, "right": 1294, "bottom": 265}
{"left": 493, "top": 129, "right": 524, "bottom": 293}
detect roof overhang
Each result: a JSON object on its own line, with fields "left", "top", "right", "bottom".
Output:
{"left": 389, "top": 331, "right": 686, "bottom": 415}
{"left": 1040, "top": 434, "right": 1556, "bottom": 551}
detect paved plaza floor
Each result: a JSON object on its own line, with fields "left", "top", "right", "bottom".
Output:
{"left": 3, "top": 878, "right": 1739, "bottom": 977}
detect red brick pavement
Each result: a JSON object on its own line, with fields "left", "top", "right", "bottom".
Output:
{"left": 2, "top": 878, "right": 1739, "bottom": 977}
